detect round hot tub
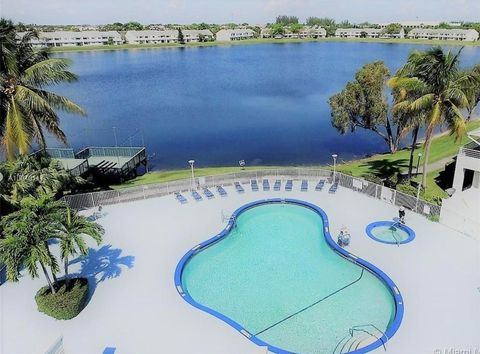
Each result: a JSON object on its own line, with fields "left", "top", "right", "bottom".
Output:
{"left": 366, "top": 221, "right": 415, "bottom": 245}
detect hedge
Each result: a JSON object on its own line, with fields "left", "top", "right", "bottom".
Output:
{"left": 35, "top": 277, "right": 89, "bottom": 320}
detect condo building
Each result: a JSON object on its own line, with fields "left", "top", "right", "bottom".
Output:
{"left": 407, "top": 28, "right": 479, "bottom": 41}
{"left": 125, "top": 30, "right": 179, "bottom": 44}
{"left": 215, "top": 29, "right": 255, "bottom": 41}
{"left": 16, "top": 31, "right": 123, "bottom": 47}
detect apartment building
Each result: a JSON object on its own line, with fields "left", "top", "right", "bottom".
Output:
{"left": 408, "top": 28, "right": 479, "bottom": 41}
{"left": 335, "top": 28, "right": 404, "bottom": 39}
{"left": 215, "top": 29, "right": 255, "bottom": 41}
{"left": 182, "top": 30, "right": 214, "bottom": 42}
{"left": 17, "top": 31, "right": 123, "bottom": 47}
{"left": 125, "top": 30, "right": 179, "bottom": 44}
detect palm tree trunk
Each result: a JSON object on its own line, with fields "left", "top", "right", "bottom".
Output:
{"left": 421, "top": 131, "right": 433, "bottom": 188}
{"left": 408, "top": 126, "right": 420, "bottom": 179}
{"left": 40, "top": 262, "right": 56, "bottom": 294}
{"left": 64, "top": 257, "right": 70, "bottom": 286}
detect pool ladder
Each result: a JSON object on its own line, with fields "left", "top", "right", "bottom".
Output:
{"left": 332, "top": 324, "right": 387, "bottom": 354}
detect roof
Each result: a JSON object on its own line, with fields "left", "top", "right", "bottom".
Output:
{"left": 468, "top": 127, "right": 480, "bottom": 138}
{"left": 408, "top": 28, "right": 479, "bottom": 35}
{"left": 336, "top": 28, "right": 382, "bottom": 33}
{"left": 125, "top": 30, "right": 179, "bottom": 37}
{"left": 183, "top": 29, "right": 213, "bottom": 36}
{"left": 217, "top": 29, "right": 254, "bottom": 35}
{"left": 17, "top": 31, "right": 122, "bottom": 39}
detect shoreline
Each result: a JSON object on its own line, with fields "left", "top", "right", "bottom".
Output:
{"left": 50, "top": 37, "right": 480, "bottom": 53}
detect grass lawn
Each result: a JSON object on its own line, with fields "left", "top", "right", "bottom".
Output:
{"left": 413, "top": 169, "right": 449, "bottom": 200}
{"left": 336, "top": 120, "right": 480, "bottom": 177}
{"left": 50, "top": 37, "right": 480, "bottom": 53}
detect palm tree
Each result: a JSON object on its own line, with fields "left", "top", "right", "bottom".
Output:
{"left": 0, "top": 154, "right": 84, "bottom": 208}
{"left": 0, "top": 20, "right": 85, "bottom": 159}
{"left": 0, "top": 194, "right": 64, "bottom": 293}
{"left": 388, "top": 47, "right": 475, "bottom": 188}
{"left": 462, "top": 65, "right": 480, "bottom": 121}
{"left": 58, "top": 207, "right": 104, "bottom": 284}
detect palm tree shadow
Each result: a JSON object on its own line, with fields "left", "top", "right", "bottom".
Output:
{"left": 69, "top": 245, "right": 135, "bottom": 304}
{"left": 360, "top": 158, "right": 409, "bottom": 179}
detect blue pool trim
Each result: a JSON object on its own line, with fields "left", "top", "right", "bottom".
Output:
{"left": 366, "top": 221, "right": 416, "bottom": 245}
{"left": 174, "top": 199, "right": 404, "bottom": 354}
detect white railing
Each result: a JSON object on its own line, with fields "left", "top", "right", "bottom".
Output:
{"left": 62, "top": 168, "right": 441, "bottom": 218}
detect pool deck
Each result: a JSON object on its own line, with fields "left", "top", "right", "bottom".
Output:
{"left": 1, "top": 180, "right": 479, "bottom": 354}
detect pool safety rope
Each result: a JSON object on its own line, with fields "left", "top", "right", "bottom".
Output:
{"left": 254, "top": 269, "right": 365, "bottom": 336}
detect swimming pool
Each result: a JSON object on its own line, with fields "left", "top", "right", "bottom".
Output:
{"left": 175, "top": 199, "right": 403, "bottom": 354}
{"left": 366, "top": 221, "right": 416, "bottom": 245}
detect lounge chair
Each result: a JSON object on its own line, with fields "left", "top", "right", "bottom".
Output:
{"left": 234, "top": 182, "right": 245, "bottom": 193}
{"left": 285, "top": 180, "right": 293, "bottom": 191}
{"left": 263, "top": 179, "right": 270, "bottom": 191}
{"left": 329, "top": 181, "right": 339, "bottom": 194}
{"left": 301, "top": 180, "right": 308, "bottom": 192}
{"left": 192, "top": 190, "right": 203, "bottom": 201}
{"left": 203, "top": 188, "right": 214, "bottom": 199}
{"left": 315, "top": 180, "right": 325, "bottom": 191}
{"left": 217, "top": 186, "right": 227, "bottom": 197}
{"left": 174, "top": 192, "right": 187, "bottom": 204}
{"left": 251, "top": 180, "right": 259, "bottom": 192}
{"left": 274, "top": 180, "right": 281, "bottom": 191}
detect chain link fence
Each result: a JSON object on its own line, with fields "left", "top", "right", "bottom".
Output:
{"left": 62, "top": 168, "right": 441, "bottom": 218}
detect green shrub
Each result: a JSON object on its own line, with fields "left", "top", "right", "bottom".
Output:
{"left": 396, "top": 183, "right": 417, "bottom": 196}
{"left": 427, "top": 214, "right": 440, "bottom": 222}
{"left": 35, "top": 277, "right": 89, "bottom": 320}
{"left": 362, "top": 173, "right": 383, "bottom": 185}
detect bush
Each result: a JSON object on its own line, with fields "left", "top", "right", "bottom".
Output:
{"left": 35, "top": 277, "right": 89, "bottom": 320}
{"left": 396, "top": 183, "right": 417, "bottom": 196}
{"left": 362, "top": 173, "right": 383, "bottom": 185}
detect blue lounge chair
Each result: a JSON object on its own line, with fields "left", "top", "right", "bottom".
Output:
{"left": 192, "top": 190, "right": 203, "bottom": 201}
{"left": 329, "top": 182, "right": 339, "bottom": 194}
{"left": 301, "top": 180, "right": 308, "bottom": 192}
{"left": 203, "top": 188, "right": 214, "bottom": 199}
{"left": 217, "top": 186, "right": 227, "bottom": 197}
{"left": 315, "top": 180, "right": 325, "bottom": 191}
{"left": 251, "top": 180, "right": 259, "bottom": 192}
{"left": 285, "top": 180, "right": 293, "bottom": 191}
{"left": 274, "top": 180, "right": 281, "bottom": 191}
{"left": 234, "top": 182, "right": 245, "bottom": 193}
{"left": 174, "top": 192, "right": 187, "bottom": 204}
{"left": 263, "top": 179, "right": 270, "bottom": 191}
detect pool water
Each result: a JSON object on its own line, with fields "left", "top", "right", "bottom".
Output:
{"left": 370, "top": 225, "right": 410, "bottom": 244}
{"left": 181, "top": 204, "right": 397, "bottom": 353}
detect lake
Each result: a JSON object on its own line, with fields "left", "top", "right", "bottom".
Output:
{"left": 52, "top": 42, "right": 480, "bottom": 170}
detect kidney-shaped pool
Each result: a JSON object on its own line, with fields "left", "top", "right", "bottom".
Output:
{"left": 175, "top": 199, "right": 403, "bottom": 354}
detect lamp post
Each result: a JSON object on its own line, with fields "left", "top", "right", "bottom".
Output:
{"left": 332, "top": 154, "right": 338, "bottom": 182}
{"left": 188, "top": 160, "right": 195, "bottom": 190}
{"left": 416, "top": 153, "right": 422, "bottom": 175}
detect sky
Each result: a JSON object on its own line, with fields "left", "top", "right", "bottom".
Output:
{"left": 1, "top": 0, "right": 479, "bottom": 25}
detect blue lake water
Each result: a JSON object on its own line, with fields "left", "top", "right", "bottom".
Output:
{"left": 52, "top": 42, "right": 480, "bottom": 170}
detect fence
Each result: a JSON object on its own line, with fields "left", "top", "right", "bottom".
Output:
{"left": 0, "top": 263, "right": 6, "bottom": 285}
{"left": 62, "top": 168, "right": 441, "bottom": 218}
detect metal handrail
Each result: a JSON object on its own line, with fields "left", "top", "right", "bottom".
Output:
{"left": 350, "top": 324, "right": 388, "bottom": 351}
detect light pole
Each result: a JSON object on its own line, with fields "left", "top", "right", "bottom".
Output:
{"left": 332, "top": 154, "right": 338, "bottom": 182}
{"left": 188, "top": 160, "right": 195, "bottom": 190}
{"left": 416, "top": 153, "right": 422, "bottom": 175}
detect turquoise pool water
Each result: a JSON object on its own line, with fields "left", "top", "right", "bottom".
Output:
{"left": 370, "top": 225, "right": 410, "bottom": 243}
{"left": 181, "top": 204, "right": 396, "bottom": 353}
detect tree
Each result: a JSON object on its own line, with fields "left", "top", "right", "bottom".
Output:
{"left": 0, "top": 154, "right": 84, "bottom": 209}
{"left": 275, "top": 16, "right": 299, "bottom": 25}
{"left": 0, "top": 195, "right": 63, "bottom": 293}
{"left": 178, "top": 28, "right": 185, "bottom": 44}
{"left": 289, "top": 23, "right": 304, "bottom": 35}
{"left": 388, "top": 47, "right": 475, "bottom": 187}
{"left": 382, "top": 23, "right": 402, "bottom": 34}
{"left": 329, "top": 61, "right": 409, "bottom": 153}
{"left": 360, "top": 31, "right": 368, "bottom": 38}
{"left": 58, "top": 207, "right": 103, "bottom": 284}
{"left": 462, "top": 65, "right": 480, "bottom": 120}
{"left": 270, "top": 24, "right": 285, "bottom": 37}
{"left": 0, "top": 20, "right": 85, "bottom": 159}
{"left": 124, "top": 21, "right": 143, "bottom": 31}
{"left": 306, "top": 17, "right": 337, "bottom": 36}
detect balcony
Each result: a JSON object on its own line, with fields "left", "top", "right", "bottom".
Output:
{"left": 459, "top": 142, "right": 480, "bottom": 160}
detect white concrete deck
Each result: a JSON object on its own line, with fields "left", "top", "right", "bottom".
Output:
{"left": 1, "top": 180, "right": 479, "bottom": 354}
